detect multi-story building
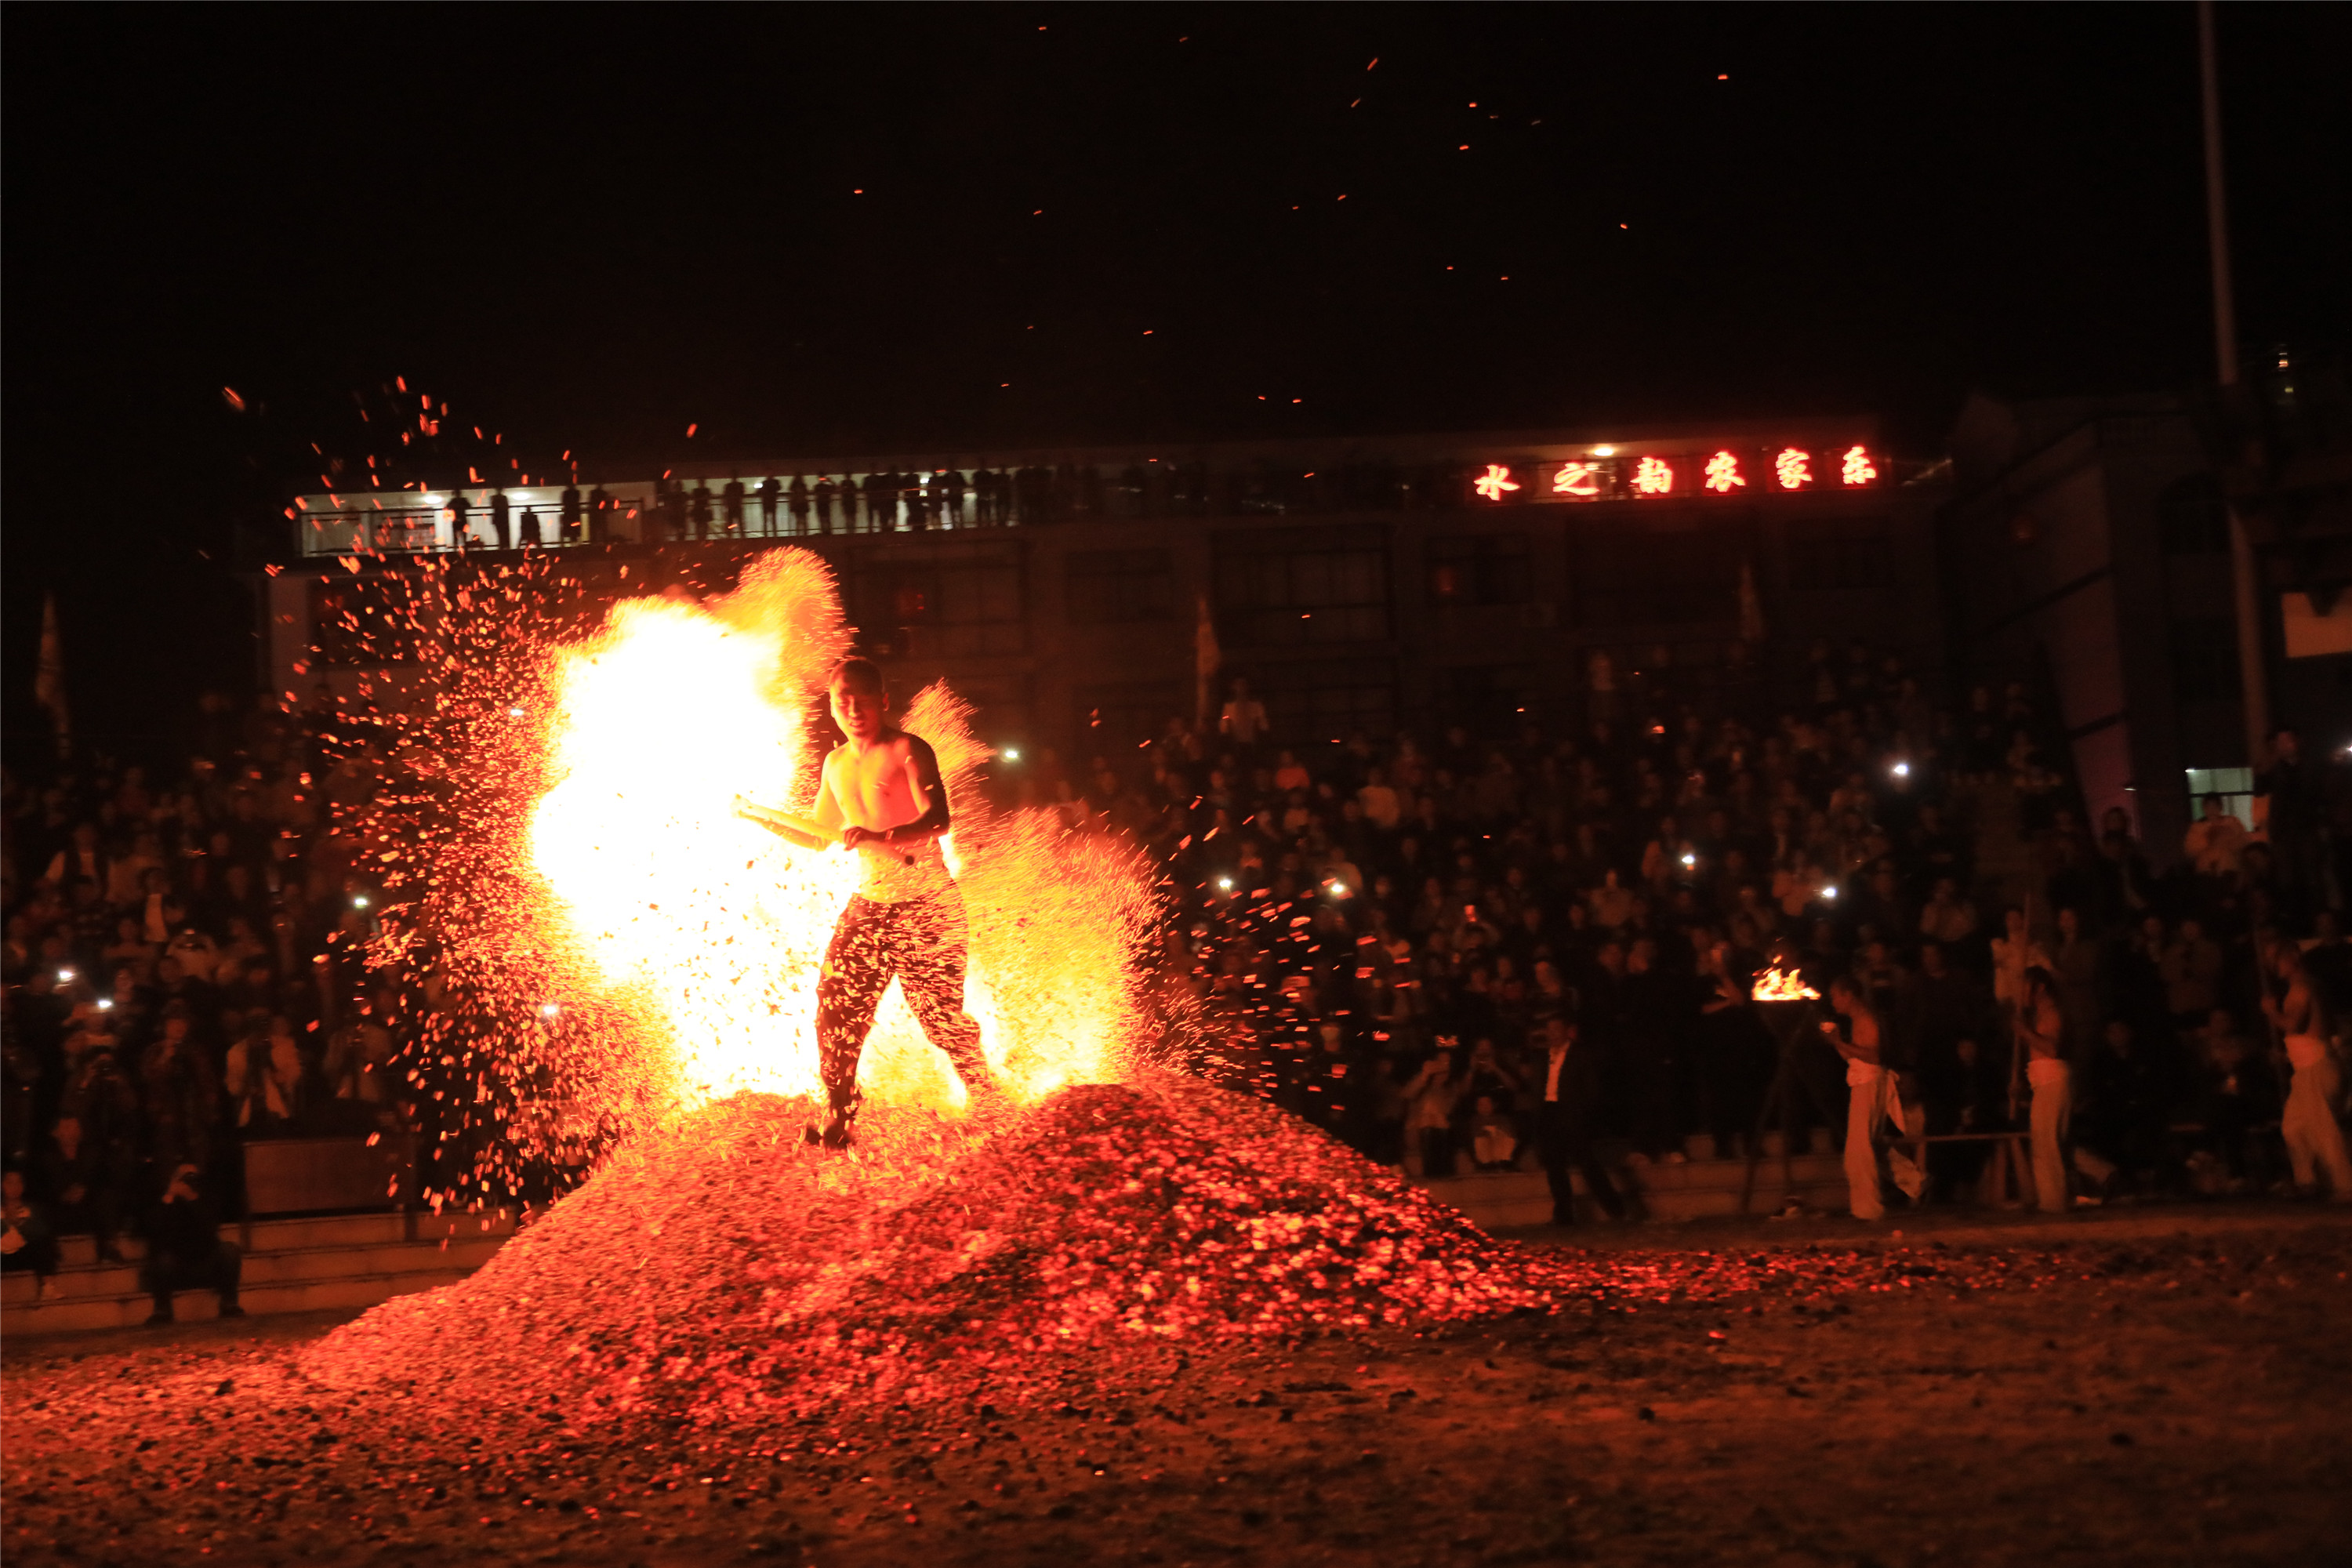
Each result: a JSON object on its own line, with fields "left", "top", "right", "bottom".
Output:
{"left": 261, "top": 422, "right": 1949, "bottom": 758}
{"left": 1942, "top": 383, "right": 2352, "bottom": 865}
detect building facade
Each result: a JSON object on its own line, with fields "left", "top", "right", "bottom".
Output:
{"left": 1941, "top": 386, "right": 2352, "bottom": 866}
{"left": 264, "top": 422, "right": 1950, "bottom": 759}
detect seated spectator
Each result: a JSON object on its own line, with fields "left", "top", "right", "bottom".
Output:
{"left": 0, "top": 1165, "right": 60, "bottom": 1294}
{"left": 1918, "top": 876, "right": 1980, "bottom": 950}
{"left": 49, "top": 1029, "right": 140, "bottom": 1262}
{"left": 1466, "top": 1093, "right": 1518, "bottom": 1171}
{"left": 1399, "top": 1046, "right": 1461, "bottom": 1178}
{"left": 2160, "top": 917, "right": 2223, "bottom": 1024}
{"left": 225, "top": 1013, "right": 303, "bottom": 1134}
{"left": 2182, "top": 793, "right": 2247, "bottom": 880}
{"left": 140, "top": 1163, "right": 242, "bottom": 1324}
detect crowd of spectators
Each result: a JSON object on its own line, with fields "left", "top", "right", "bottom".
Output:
{"left": 2, "top": 691, "right": 395, "bottom": 1305}
{"left": 1029, "top": 652, "right": 2351, "bottom": 1219}
{"left": 4, "top": 641, "right": 2346, "bottom": 1312}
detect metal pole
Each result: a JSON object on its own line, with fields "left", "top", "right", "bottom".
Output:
{"left": 2199, "top": 0, "right": 2271, "bottom": 764}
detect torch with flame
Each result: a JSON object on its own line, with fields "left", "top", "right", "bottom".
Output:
{"left": 1749, "top": 964, "right": 1821, "bottom": 1004}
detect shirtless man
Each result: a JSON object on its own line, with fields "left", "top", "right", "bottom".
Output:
{"left": 2263, "top": 940, "right": 2351, "bottom": 1200}
{"left": 736, "top": 658, "right": 993, "bottom": 1146}
{"left": 1820, "top": 974, "right": 1920, "bottom": 1220}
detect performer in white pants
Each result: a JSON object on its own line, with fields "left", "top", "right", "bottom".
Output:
{"left": 2263, "top": 942, "right": 2351, "bottom": 1200}
{"left": 1821, "top": 975, "right": 1921, "bottom": 1221}
{"left": 2016, "top": 967, "right": 2071, "bottom": 1214}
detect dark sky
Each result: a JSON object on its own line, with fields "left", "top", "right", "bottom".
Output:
{"left": 5, "top": 4, "right": 2347, "bottom": 754}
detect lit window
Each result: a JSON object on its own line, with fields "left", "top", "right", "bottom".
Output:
{"left": 1704, "top": 451, "right": 1746, "bottom": 492}
{"left": 1774, "top": 448, "right": 1812, "bottom": 490}
{"left": 1474, "top": 463, "right": 1521, "bottom": 501}
{"left": 1841, "top": 445, "right": 1877, "bottom": 486}
{"left": 1552, "top": 461, "right": 1601, "bottom": 497}
{"left": 1632, "top": 456, "right": 1674, "bottom": 495}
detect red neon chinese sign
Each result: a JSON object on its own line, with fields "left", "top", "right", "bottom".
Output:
{"left": 1552, "top": 461, "right": 1601, "bottom": 497}
{"left": 1469, "top": 442, "right": 1879, "bottom": 503}
{"left": 1474, "top": 463, "right": 1521, "bottom": 500}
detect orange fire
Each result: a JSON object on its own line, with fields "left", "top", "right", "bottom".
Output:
{"left": 524, "top": 549, "right": 1156, "bottom": 1122}
{"left": 1750, "top": 964, "right": 1820, "bottom": 1003}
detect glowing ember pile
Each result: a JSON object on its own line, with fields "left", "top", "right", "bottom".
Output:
{"left": 304, "top": 1075, "right": 1551, "bottom": 1425}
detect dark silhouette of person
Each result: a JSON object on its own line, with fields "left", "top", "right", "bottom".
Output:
{"left": 722, "top": 475, "right": 747, "bottom": 536}
{"left": 489, "top": 488, "right": 513, "bottom": 551}
{"left": 519, "top": 506, "right": 543, "bottom": 547}
{"left": 560, "top": 481, "right": 583, "bottom": 543}
{"left": 758, "top": 475, "right": 783, "bottom": 535}
{"left": 788, "top": 474, "right": 811, "bottom": 535}
{"left": 587, "top": 482, "right": 612, "bottom": 543}
{"left": 690, "top": 480, "right": 715, "bottom": 540}
{"left": 141, "top": 1162, "right": 241, "bottom": 1324}
{"left": 942, "top": 470, "right": 967, "bottom": 528}
{"left": 863, "top": 471, "right": 892, "bottom": 533}
{"left": 815, "top": 476, "right": 837, "bottom": 534}
{"left": 445, "top": 491, "right": 474, "bottom": 550}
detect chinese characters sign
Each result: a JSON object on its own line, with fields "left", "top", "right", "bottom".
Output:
{"left": 1478, "top": 445, "right": 1882, "bottom": 503}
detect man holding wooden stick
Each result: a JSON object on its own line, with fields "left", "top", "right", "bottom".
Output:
{"left": 735, "top": 657, "right": 995, "bottom": 1147}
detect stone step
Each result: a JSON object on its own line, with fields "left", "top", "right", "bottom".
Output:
{"left": 2, "top": 1236, "right": 508, "bottom": 1307}
{"left": 1421, "top": 1153, "right": 1853, "bottom": 1229}
{"left": 2, "top": 1208, "right": 521, "bottom": 1334}
{"left": 1, "top": 1266, "right": 479, "bottom": 1337}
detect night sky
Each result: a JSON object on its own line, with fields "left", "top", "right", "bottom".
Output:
{"left": 5, "top": 5, "right": 2347, "bottom": 754}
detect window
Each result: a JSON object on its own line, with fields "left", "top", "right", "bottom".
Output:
{"left": 1573, "top": 528, "right": 1744, "bottom": 626}
{"left": 1261, "top": 659, "right": 1396, "bottom": 742}
{"left": 2170, "top": 616, "right": 2240, "bottom": 703}
{"left": 1213, "top": 528, "right": 1390, "bottom": 648}
{"left": 848, "top": 546, "right": 1025, "bottom": 657}
{"left": 2157, "top": 474, "right": 2228, "bottom": 554}
{"left": 2184, "top": 767, "right": 2254, "bottom": 830}
{"left": 1426, "top": 533, "right": 1532, "bottom": 606}
{"left": 1437, "top": 663, "right": 1538, "bottom": 737}
{"left": 1785, "top": 516, "right": 1890, "bottom": 592}
{"left": 1076, "top": 681, "right": 1185, "bottom": 747}
{"left": 1066, "top": 549, "right": 1176, "bottom": 624}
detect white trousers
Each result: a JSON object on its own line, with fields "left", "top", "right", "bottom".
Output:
{"left": 2031, "top": 1066, "right": 2071, "bottom": 1214}
{"left": 1844, "top": 1072, "right": 1921, "bottom": 1221}
{"left": 2282, "top": 1054, "right": 2352, "bottom": 1199}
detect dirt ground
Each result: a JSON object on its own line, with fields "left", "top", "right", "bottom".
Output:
{"left": 5, "top": 1206, "right": 2348, "bottom": 1568}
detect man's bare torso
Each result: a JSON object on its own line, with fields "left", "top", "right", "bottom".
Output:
{"left": 812, "top": 728, "right": 953, "bottom": 902}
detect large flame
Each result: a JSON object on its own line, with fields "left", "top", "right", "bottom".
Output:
{"left": 522, "top": 550, "right": 1150, "bottom": 1120}
{"left": 1750, "top": 963, "right": 1820, "bottom": 1004}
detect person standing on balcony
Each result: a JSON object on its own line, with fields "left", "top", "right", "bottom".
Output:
{"left": 559, "top": 481, "right": 583, "bottom": 543}
{"left": 488, "top": 488, "right": 512, "bottom": 551}
{"left": 786, "top": 474, "right": 810, "bottom": 535}
{"left": 723, "top": 475, "right": 747, "bottom": 536}
{"left": 689, "top": 480, "right": 714, "bottom": 541}
{"left": 445, "top": 491, "right": 473, "bottom": 550}
{"left": 758, "top": 474, "right": 782, "bottom": 535}
{"left": 587, "top": 482, "right": 612, "bottom": 543}
{"left": 815, "top": 475, "right": 838, "bottom": 534}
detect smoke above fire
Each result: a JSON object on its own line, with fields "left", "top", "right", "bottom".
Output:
{"left": 336, "top": 548, "right": 1165, "bottom": 1209}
